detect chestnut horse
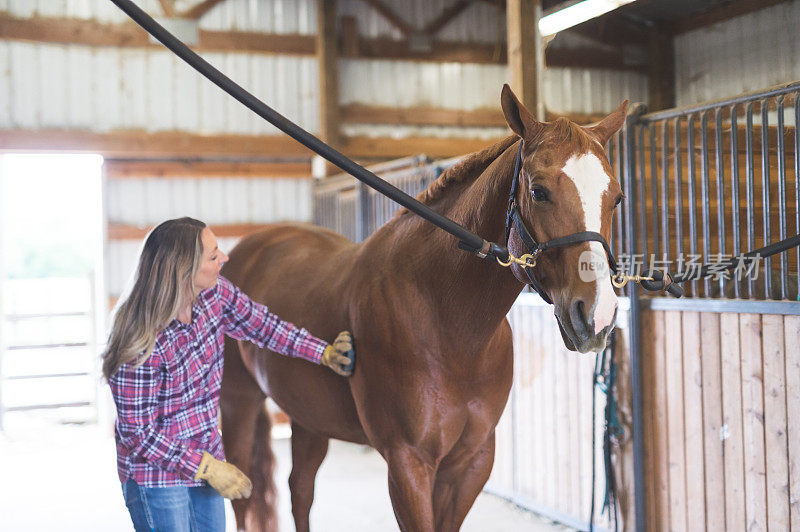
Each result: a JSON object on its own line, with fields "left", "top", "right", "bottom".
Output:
{"left": 219, "top": 85, "right": 628, "bottom": 531}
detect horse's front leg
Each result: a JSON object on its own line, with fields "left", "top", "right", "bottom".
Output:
{"left": 384, "top": 446, "right": 437, "bottom": 531}
{"left": 432, "top": 432, "right": 496, "bottom": 532}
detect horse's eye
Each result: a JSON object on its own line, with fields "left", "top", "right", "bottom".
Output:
{"left": 614, "top": 194, "right": 624, "bottom": 208}
{"left": 531, "top": 186, "right": 549, "bottom": 202}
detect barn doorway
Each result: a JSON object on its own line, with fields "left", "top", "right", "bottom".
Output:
{"left": 0, "top": 153, "right": 105, "bottom": 430}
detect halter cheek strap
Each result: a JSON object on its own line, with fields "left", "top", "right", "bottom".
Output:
{"left": 504, "top": 140, "right": 620, "bottom": 305}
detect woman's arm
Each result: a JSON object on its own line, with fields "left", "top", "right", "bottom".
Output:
{"left": 216, "top": 276, "right": 327, "bottom": 364}
{"left": 110, "top": 359, "right": 203, "bottom": 479}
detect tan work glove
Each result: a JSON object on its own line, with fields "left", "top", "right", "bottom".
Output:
{"left": 194, "top": 451, "right": 252, "bottom": 499}
{"left": 321, "top": 330, "right": 354, "bottom": 377}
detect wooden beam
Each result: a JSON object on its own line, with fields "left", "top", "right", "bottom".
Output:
{"left": 0, "top": 129, "right": 312, "bottom": 158}
{"left": 507, "top": 0, "right": 544, "bottom": 119}
{"left": 104, "top": 160, "right": 312, "bottom": 179}
{"left": 341, "top": 104, "right": 507, "bottom": 127}
{"left": 0, "top": 13, "right": 315, "bottom": 55}
{"left": 359, "top": 0, "right": 415, "bottom": 35}
{"left": 0, "top": 128, "right": 502, "bottom": 159}
{"left": 674, "top": 0, "right": 789, "bottom": 35}
{"left": 317, "top": 0, "right": 341, "bottom": 148}
{"left": 423, "top": 0, "right": 473, "bottom": 36}
{"left": 180, "top": 0, "right": 227, "bottom": 19}
{"left": 108, "top": 222, "right": 273, "bottom": 240}
{"left": 0, "top": 13, "right": 643, "bottom": 70}
{"left": 341, "top": 103, "right": 604, "bottom": 127}
{"left": 341, "top": 134, "right": 505, "bottom": 159}
{"left": 157, "top": 0, "right": 176, "bottom": 18}
{"left": 647, "top": 23, "right": 675, "bottom": 112}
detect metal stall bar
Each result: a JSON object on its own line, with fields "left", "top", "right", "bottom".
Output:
{"left": 637, "top": 126, "right": 649, "bottom": 259}
{"left": 795, "top": 92, "right": 800, "bottom": 299}
{"left": 674, "top": 117, "right": 684, "bottom": 279}
{"left": 731, "top": 105, "right": 742, "bottom": 299}
{"left": 745, "top": 102, "right": 756, "bottom": 297}
{"left": 776, "top": 95, "right": 788, "bottom": 299}
{"left": 623, "top": 106, "right": 646, "bottom": 532}
{"left": 661, "top": 122, "right": 670, "bottom": 264}
{"left": 714, "top": 108, "right": 727, "bottom": 297}
{"left": 761, "top": 99, "right": 772, "bottom": 298}
{"left": 700, "top": 112, "right": 712, "bottom": 297}
{"left": 686, "top": 114, "right": 699, "bottom": 296}
{"left": 650, "top": 124, "right": 660, "bottom": 262}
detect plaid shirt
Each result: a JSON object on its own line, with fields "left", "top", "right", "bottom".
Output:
{"left": 109, "top": 275, "right": 328, "bottom": 487}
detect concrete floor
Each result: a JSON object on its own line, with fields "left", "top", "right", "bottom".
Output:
{"left": 0, "top": 412, "right": 566, "bottom": 531}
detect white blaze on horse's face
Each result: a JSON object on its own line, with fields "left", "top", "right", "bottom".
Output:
{"left": 561, "top": 152, "right": 618, "bottom": 335}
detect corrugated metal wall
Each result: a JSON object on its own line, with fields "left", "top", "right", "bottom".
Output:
{"left": 675, "top": 1, "right": 800, "bottom": 106}
{"left": 104, "top": 175, "right": 313, "bottom": 298}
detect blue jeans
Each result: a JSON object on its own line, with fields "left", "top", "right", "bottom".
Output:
{"left": 122, "top": 479, "right": 225, "bottom": 532}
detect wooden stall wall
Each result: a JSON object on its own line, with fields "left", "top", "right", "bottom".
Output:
{"left": 640, "top": 309, "right": 800, "bottom": 531}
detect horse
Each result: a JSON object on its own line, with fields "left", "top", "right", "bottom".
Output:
{"left": 218, "top": 84, "right": 628, "bottom": 531}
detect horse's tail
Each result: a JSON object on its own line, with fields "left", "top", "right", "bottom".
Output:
{"left": 221, "top": 338, "right": 279, "bottom": 532}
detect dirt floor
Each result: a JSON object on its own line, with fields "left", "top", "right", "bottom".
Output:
{"left": 0, "top": 411, "right": 567, "bottom": 531}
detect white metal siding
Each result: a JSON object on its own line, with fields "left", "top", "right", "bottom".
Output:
{"left": 105, "top": 176, "right": 312, "bottom": 296}
{"left": 675, "top": 2, "right": 800, "bottom": 106}
{"left": 0, "top": 42, "right": 319, "bottom": 134}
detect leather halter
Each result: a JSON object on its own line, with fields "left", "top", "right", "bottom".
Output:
{"left": 504, "top": 140, "right": 619, "bottom": 304}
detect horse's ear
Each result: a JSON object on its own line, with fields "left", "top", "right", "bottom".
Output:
{"left": 587, "top": 100, "right": 629, "bottom": 145}
{"left": 501, "top": 83, "right": 543, "bottom": 140}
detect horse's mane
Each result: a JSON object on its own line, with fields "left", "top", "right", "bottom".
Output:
{"left": 406, "top": 135, "right": 518, "bottom": 212}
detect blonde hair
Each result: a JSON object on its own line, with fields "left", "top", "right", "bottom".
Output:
{"left": 102, "top": 217, "right": 206, "bottom": 379}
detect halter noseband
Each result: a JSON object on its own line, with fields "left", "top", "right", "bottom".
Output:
{"left": 503, "top": 140, "right": 619, "bottom": 304}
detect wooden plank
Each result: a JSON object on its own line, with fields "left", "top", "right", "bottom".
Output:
{"left": 700, "top": 312, "right": 725, "bottom": 529}
{"left": 674, "top": 0, "right": 791, "bottom": 35}
{"left": 0, "top": 129, "right": 501, "bottom": 159}
{"left": 739, "top": 313, "right": 768, "bottom": 530}
{"left": 359, "top": 0, "right": 414, "bottom": 35}
{"left": 681, "top": 311, "right": 706, "bottom": 530}
{"left": 506, "top": 0, "right": 543, "bottom": 120}
{"left": 0, "top": 129, "right": 312, "bottom": 158}
{"left": 422, "top": 0, "right": 473, "bottom": 35}
{"left": 317, "top": 0, "right": 341, "bottom": 148}
{"left": 664, "top": 310, "right": 687, "bottom": 531}
{"left": 647, "top": 23, "right": 675, "bottom": 112}
{"left": 784, "top": 315, "right": 800, "bottom": 530}
{"left": 0, "top": 13, "right": 317, "bottom": 55}
{"left": 761, "top": 314, "right": 790, "bottom": 530}
{"left": 554, "top": 315, "right": 569, "bottom": 514}
{"left": 181, "top": 0, "right": 227, "bottom": 19}
{"left": 642, "top": 310, "right": 670, "bottom": 531}
{"left": 720, "top": 312, "right": 746, "bottom": 530}
{"left": 107, "top": 222, "right": 271, "bottom": 240}
{"left": 104, "top": 160, "right": 312, "bottom": 179}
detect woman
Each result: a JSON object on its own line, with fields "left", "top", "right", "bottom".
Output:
{"left": 102, "top": 217, "right": 353, "bottom": 531}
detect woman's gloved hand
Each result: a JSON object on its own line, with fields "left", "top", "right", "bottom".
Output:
{"left": 194, "top": 451, "right": 252, "bottom": 499}
{"left": 321, "top": 330, "right": 354, "bottom": 376}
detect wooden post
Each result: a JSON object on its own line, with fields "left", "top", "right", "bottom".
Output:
{"left": 648, "top": 24, "right": 675, "bottom": 111}
{"left": 506, "top": 0, "right": 544, "bottom": 121}
{"left": 317, "top": 0, "right": 341, "bottom": 176}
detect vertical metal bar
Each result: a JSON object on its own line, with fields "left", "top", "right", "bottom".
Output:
{"left": 745, "top": 102, "right": 756, "bottom": 298}
{"left": 661, "top": 121, "right": 670, "bottom": 262}
{"left": 776, "top": 95, "right": 788, "bottom": 300}
{"left": 795, "top": 92, "right": 800, "bottom": 300}
{"left": 637, "top": 125, "right": 648, "bottom": 259}
{"left": 687, "top": 114, "right": 698, "bottom": 295}
{"left": 714, "top": 108, "right": 727, "bottom": 297}
{"left": 760, "top": 98, "right": 772, "bottom": 298}
{"left": 650, "top": 124, "right": 659, "bottom": 263}
{"left": 674, "top": 117, "right": 684, "bottom": 271}
{"left": 623, "top": 108, "right": 647, "bottom": 532}
{"left": 731, "top": 105, "right": 741, "bottom": 299}
{"left": 612, "top": 135, "right": 625, "bottom": 258}
{"left": 700, "top": 111, "right": 712, "bottom": 296}
{"left": 355, "top": 182, "right": 366, "bottom": 242}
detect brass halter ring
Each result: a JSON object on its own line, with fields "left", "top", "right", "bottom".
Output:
{"left": 496, "top": 250, "right": 540, "bottom": 269}
{"left": 611, "top": 273, "right": 654, "bottom": 288}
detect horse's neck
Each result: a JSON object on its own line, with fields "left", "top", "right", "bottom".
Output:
{"left": 388, "top": 141, "right": 525, "bottom": 334}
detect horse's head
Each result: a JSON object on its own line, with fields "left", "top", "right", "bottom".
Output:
{"left": 500, "top": 84, "right": 628, "bottom": 353}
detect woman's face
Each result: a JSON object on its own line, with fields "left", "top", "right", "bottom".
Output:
{"left": 194, "top": 228, "right": 229, "bottom": 292}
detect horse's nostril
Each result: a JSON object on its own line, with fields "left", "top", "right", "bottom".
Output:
{"left": 571, "top": 300, "right": 591, "bottom": 336}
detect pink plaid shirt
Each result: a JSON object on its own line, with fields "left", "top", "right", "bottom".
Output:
{"left": 109, "top": 275, "right": 328, "bottom": 487}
